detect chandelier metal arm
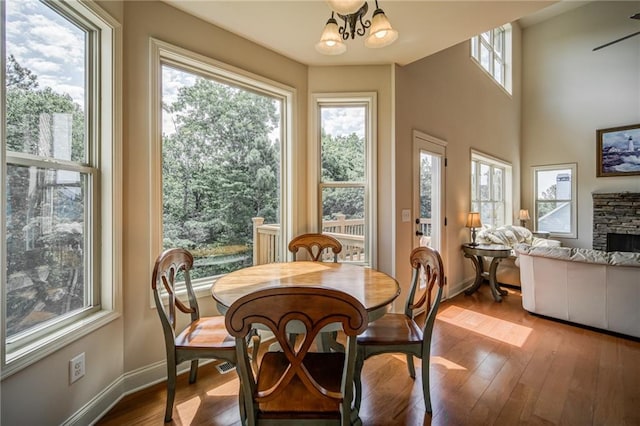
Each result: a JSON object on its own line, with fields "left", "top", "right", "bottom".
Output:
{"left": 337, "top": 2, "right": 370, "bottom": 40}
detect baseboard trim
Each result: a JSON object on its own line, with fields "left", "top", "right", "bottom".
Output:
{"left": 66, "top": 360, "right": 203, "bottom": 425}
{"left": 63, "top": 375, "right": 125, "bottom": 426}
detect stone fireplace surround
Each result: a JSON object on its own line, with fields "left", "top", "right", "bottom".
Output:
{"left": 592, "top": 192, "right": 640, "bottom": 251}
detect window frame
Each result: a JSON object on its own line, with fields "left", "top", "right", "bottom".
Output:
{"left": 470, "top": 24, "right": 512, "bottom": 94}
{"left": 1, "top": 0, "right": 122, "bottom": 378}
{"left": 310, "top": 93, "right": 377, "bottom": 267}
{"left": 471, "top": 150, "right": 513, "bottom": 229}
{"left": 532, "top": 163, "right": 578, "bottom": 239}
{"left": 149, "top": 39, "right": 295, "bottom": 297}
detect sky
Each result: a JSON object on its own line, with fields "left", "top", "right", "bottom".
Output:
{"left": 6, "top": 0, "right": 86, "bottom": 108}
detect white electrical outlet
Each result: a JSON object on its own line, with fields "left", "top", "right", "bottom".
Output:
{"left": 69, "top": 353, "right": 85, "bottom": 384}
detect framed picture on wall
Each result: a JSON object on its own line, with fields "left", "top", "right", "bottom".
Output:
{"left": 596, "top": 123, "right": 640, "bottom": 177}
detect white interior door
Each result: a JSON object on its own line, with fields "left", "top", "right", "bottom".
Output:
{"left": 412, "top": 130, "right": 446, "bottom": 254}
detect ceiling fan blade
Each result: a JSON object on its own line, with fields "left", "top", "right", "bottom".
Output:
{"left": 593, "top": 31, "right": 640, "bottom": 51}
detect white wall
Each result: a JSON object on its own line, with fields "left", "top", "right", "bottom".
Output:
{"left": 394, "top": 25, "right": 524, "bottom": 299}
{"left": 521, "top": 1, "right": 640, "bottom": 249}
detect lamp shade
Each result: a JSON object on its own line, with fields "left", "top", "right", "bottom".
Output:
{"left": 315, "top": 17, "right": 347, "bottom": 55}
{"left": 326, "top": 0, "right": 365, "bottom": 15}
{"left": 364, "top": 8, "right": 398, "bottom": 48}
{"left": 465, "top": 212, "right": 482, "bottom": 229}
{"left": 518, "top": 209, "right": 531, "bottom": 221}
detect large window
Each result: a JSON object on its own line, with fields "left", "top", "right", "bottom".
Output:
{"left": 471, "top": 151, "right": 512, "bottom": 228}
{"left": 152, "top": 40, "right": 292, "bottom": 282}
{"left": 314, "top": 94, "right": 376, "bottom": 266}
{"left": 533, "top": 164, "right": 577, "bottom": 238}
{"left": 2, "top": 0, "right": 120, "bottom": 375}
{"left": 470, "top": 24, "right": 512, "bottom": 93}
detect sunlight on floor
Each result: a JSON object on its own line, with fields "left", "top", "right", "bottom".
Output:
{"left": 437, "top": 305, "right": 532, "bottom": 347}
{"left": 390, "top": 352, "right": 466, "bottom": 371}
{"left": 431, "top": 355, "right": 467, "bottom": 370}
{"left": 175, "top": 378, "right": 240, "bottom": 423}
{"left": 205, "top": 377, "right": 240, "bottom": 397}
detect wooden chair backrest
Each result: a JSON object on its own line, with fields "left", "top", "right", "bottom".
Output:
{"left": 225, "top": 286, "right": 367, "bottom": 408}
{"left": 151, "top": 248, "right": 199, "bottom": 339}
{"left": 288, "top": 233, "right": 343, "bottom": 262}
{"left": 404, "top": 246, "right": 446, "bottom": 324}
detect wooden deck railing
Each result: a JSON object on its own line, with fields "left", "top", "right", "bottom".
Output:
{"left": 252, "top": 216, "right": 365, "bottom": 265}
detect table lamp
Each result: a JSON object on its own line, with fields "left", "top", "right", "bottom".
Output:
{"left": 519, "top": 209, "right": 531, "bottom": 228}
{"left": 465, "top": 212, "right": 482, "bottom": 246}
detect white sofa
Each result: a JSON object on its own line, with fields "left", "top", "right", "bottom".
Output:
{"left": 475, "top": 225, "right": 560, "bottom": 287}
{"left": 515, "top": 244, "right": 640, "bottom": 338}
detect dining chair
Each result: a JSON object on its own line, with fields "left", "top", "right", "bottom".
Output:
{"left": 288, "top": 232, "right": 344, "bottom": 351}
{"left": 151, "top": 248, "right": 238, "bottom": 423}
{"left": 225, "top": 286, "right": 368, "bottom": 425}
{"left": 288, "top": 232, "right": 343, "bottom": 262}
{"left": 354, "top": 246, "right": 445, "bottom": 413}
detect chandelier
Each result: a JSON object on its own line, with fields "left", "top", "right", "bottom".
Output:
{"left": 316, "top": 0, "right": 398, "bottom": 55}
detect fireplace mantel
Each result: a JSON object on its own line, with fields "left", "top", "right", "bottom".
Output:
{"left": 592, "top": 192, "right": 640, "bottom": 250}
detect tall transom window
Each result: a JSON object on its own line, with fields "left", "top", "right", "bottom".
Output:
{"left": 313, "top": 94, "right": 376, "bottom": 266}
{"left": 470, "top": 24, "right": 512, "bottom": 93}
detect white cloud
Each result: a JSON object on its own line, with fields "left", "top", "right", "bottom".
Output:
{"left": 321, "top": 107, "right": 365, "bottom": 138}
{"left": 7, "top": 0, "right": 85, "bottom": 106}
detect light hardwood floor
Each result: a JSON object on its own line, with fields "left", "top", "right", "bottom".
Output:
{"left": 97, "top": 286, "right": 640, "bottom": 425}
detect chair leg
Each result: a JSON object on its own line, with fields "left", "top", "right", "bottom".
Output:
{"left": 251, "top": 331, "right": 261, "bottom": 372}
{"left": 165, "top": 361, "right": 177, "bottom": 422}
{"left": 354, "top": 347, "right": 365, "bottom": 412}
{"left": 188, "top": 359, "right": 199, "bottom": 384}
{"left": 406, "top": 354, "right": 416, "bottom": 379}
{"left": 421, "top": 356, "right": 432, "bottom": 413}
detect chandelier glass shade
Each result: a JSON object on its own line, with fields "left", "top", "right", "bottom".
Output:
{"left": 326, "top": 0, "right": 365, "bottom": 15}
{"left": 315, "top": 15, "right": 347, "bottom": 55}
{"left": 316, "top": 0, "right": 397, "bottom": 55}
{"left": 365, "top": 7, "right": 398, "bottom": 48}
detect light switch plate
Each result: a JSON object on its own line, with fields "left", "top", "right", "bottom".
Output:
{"left": 401, "top": 209, "right": 411, "bottom": 222}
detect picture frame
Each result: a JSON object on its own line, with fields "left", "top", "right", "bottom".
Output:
{"left": 596, "top": 123, "right": 640, "bottom": 177}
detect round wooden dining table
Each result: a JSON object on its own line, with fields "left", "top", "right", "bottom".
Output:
{"left": 212, "top": 261, "right": 400, "bottom": 322}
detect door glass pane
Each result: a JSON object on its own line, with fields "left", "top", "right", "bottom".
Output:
{"left": 320, "top": 106, "right": 365, "bottom": 182}
{"left": 419, "top": 152, "right": 433, "bottom": 246}
{"left": 161, "top": 65, "right": 282, "bottom": 277}
{"left": 6, "top": 0, "right": 86, "bottom": 161}
{"left": 6, "top": 165, "right": 87, "bottom": 337}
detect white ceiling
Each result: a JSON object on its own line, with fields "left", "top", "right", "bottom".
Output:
{"left": 161, "top": 0, "right": 583, "bottom": 67}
